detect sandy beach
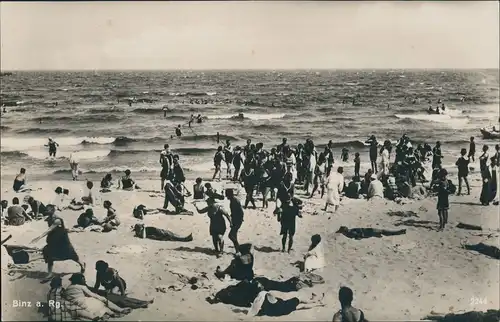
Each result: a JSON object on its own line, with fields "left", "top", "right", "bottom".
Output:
{"left": 1, "top": 166, "right": 499, "bottom": 321}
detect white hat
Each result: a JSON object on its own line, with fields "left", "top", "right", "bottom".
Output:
{"left": 370, "top": 173, "right": 377, "bottom": 180}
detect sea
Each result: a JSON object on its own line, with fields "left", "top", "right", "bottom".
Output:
{"left": 1, "top": 70, "right": 499, "bottom": 181}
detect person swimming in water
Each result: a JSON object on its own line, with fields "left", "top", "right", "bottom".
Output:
{"left": 175, "top": 125, "right": 182, "bottom": 137}
{"left": 45, "top": 138, "right": 59, "bottom": 158}
{"left": 196, "top": 114, "right": 203, "bottom": 124}
{"left": 162, "top": 105, "right": 169, "bottom": 118}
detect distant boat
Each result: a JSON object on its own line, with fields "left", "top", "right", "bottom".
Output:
{"left": 480, "top": 128, "right": 500, "bottom": 140}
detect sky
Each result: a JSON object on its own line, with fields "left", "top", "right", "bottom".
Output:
{"left": 1, "top": 1, "right": 499, "bottom": 70}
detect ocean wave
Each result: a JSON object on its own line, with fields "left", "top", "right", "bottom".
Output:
{"left": 1, "top": 136, "right": 116, "bottom": 150}
{"left": 108, "top": 146, "right": 214, "bottom": 157}
{"left": 16, "top": 128, "right": 71, "bottom": 135}
{"left": 53, "top": 166, "right": 157, "bottom": 176}
{"left": 88, "top": 106, "right": 125, "bottom": 114}
{"left": 1, "top": 125, "right": 11, "bottom": 131}
{"left": 132, "top": 108, "right": 162, "bottom": 114}
{"left": 179, "top": 134, "right": 238, "bottom": 143}
{"left": 24, "top": 149, "right": 111, "bottom": 160}
{"left": 0, "top": 151, "right": 29, "bottom": 158}
{"left": 207, "top": 113, "right": 286, "bottom": 121}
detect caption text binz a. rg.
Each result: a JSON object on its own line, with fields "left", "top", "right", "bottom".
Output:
{"left": 12, "top": 300, "right": 63, "bottom": 308}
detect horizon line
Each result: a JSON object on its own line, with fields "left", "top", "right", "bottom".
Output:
{"left": 1, "top": 67, "right": 499, "bottom": 73}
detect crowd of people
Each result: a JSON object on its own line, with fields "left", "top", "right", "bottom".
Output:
{"left": 2, "top": 127, "right": 500, "bottom": 321}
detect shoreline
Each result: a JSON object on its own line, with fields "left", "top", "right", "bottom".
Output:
{"left": 1, "top": 167, "right": 499, "bottom": 320}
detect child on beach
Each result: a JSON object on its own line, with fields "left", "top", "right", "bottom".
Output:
{"left": 213, "top": 146, "right": 225, "bottom": 181}
{"left": 193, "top": 177, "right": 206, "bottom": 200}
{"left": 354, "top": 153, "right": 360, "bottom": 178}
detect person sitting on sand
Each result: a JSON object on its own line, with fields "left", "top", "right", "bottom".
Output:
{"left": 30, "top": 205, "right": 86, "bottom": 279}
{"left": 80, "top": 180, "right": 96, "bottom": 207}
{"left": 332, "top": 286, "right": 367, "bottom": 322}
{"left": 303, "top": 234, "right": 325, "bottom": 273}
{"left": 345, "top": 176, "right": 361, "bottom": 199}
{"left": 205, "top": 183, "right": 224, "bottom": 200}
{"left": 384, "top": 175, "right": 400, "bottom": 201}
{"left": 13, "top": 168, "right": 29, "bottom": 193}
{"left": 77, "top": 208, "right": 101, "bottom": 229}
{"left": 47, "top": 276, "right": 69, "bottom": 321}
{"left": 248, "top": 288, "right": 324, "bottom": 317}
{"left": 100, "top": 173, "right": 114, "bottom": 192}
{"left": 163, "top": 180, "right": 187, "bottom": 213}
{"left": 366, "top": 174, "right": 384, "bottom": 200}
{"left": 101, "top": 200, "right": 120, "bottom": 232}
{"left": 215, "top": 243, "right": 254, "bottom": 281}
{"left": 193, "top": 177, "right": 206, "bottom": 200}
{"left": 133, "top": 223, "right": 193, "bottom": 242}
{"left": 26, "top": 196, "right": 47, "bottom": 218}
{"left": 132, "top": 204, "right": 160, "bottom": 219}
{"left": 119, "top": 169, "right": 138, "bottom": 191}
{"left": 64, "top": 273, "right": 130, "bottom": 321}
{"left": 93, "top": 260, "right": 127, "bottom": 296}
{"left": 6, "top": 197, "right": 33, "bottom": 226}
{"left": 194, "top": 197, "right": 232, "bottom": 257}
{"left": 1, "top": 200, "right": 8, "bottom": 222}
{"left": 335, "top": 226, "right": 406, "bottom": 240}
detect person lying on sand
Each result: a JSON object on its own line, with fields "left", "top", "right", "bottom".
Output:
{"left": 6, "top": 197, "right": 33, "bottom": 226}
{"left": 215, "top": 243, "right": 254, "bottom": 281}
{"left": 303, "top": 234, "right": 325, "bottom": 273}
{"left": 30, "top": 205, "right": 86, "bottom": 279}
{"left": 133, "top": 223, "right": 193, "bottom": 242}
{"left": 13, "top": 167, "right": 30, "bottom": 193}
{"left": 332, "top": 286, "right": 368, "bottom": 322}
{"left": 132, "top": 204, "right": 160, "bottom": 219}
{"left": 64, "top": 273, "right": 130, "bottom": 321}
{"left": 335, "top": 226, "right": 406, "bottom": 240}
{"left": 93, "top": 260, "right": 127, "bottom": 296}
{"left": 248, "top": 289, "right": 325, "bottom": 317}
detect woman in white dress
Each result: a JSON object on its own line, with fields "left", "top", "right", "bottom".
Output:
{"left": 324, "top": 167, "right": 344, "bottom": 212}
{"left": 421, "top": 144, "right": 434, "bottom": 182}
{"left": 379, "top": 141, "right": 391, "bottom": 178}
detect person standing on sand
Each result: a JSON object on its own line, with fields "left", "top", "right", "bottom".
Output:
{"left": 45, "top": 137, "right": 59, "bottom": 158}
{"left": 213, "top": 146, "right": 225, "bottom": 181}
{"left": 436, "top": 169, "right": 450, "bottom": 231}
{"left": 194, "top": 198, "right": 232, "bottom": 257}
{"left": 432, "top": 141, "right": 443, "bottom": 170}
{"left": 225, "top": 188, "right": 244, "bottom": 251}
{"left": 479, "top": 145, "right": 492, "bottom": 206}
{"left": 332, "top": 287, "right": 367, "bottom": 322}
{"left": 455, "top": 148, "right": 471, "bottom": 195}
{"left": 278, "top": 198, "right": 302, "bottom": 253}
{"left": 30, "top": 205, "right": 86, "bottom": 279}
{"left": 69, "top": 152, "right": 79, "bottom": 181}
{"left": 160, "top": 144, "right": 171, "bottom": 191}
{"left": 365, "top": 135, "right": 378, "bottom": 173}
{"left": 324, "top": 167, "right": 344, "bottom": 212}
{"left": 468, "top": 137, "right": 476, "bottom": 162}
{"left": 224, "top": 140, "right": 234, "bottom": 180}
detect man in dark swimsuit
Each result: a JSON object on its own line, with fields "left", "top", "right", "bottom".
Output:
{"left": 194, "top": 198, "right": 232, "bottom": 257}
{"left": 45, "top": 138, "right": 59, "bottom": 158}
{"left": 133, "top": 223, "right": 193, "bottom": 242}
{"left": 279, "top": 199, "right": 302, "bottom": 253}
{"left": 468, "top": 136, "right": 476, "bottom": 162}
{"left": 225, "top": 189, "right": 244, "bottom": 251}
{"left": 175, "top": 125, "right": 182, "bottom": 137}
{"left": 336, "top": 226, "right": 406, "bottom": 240}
